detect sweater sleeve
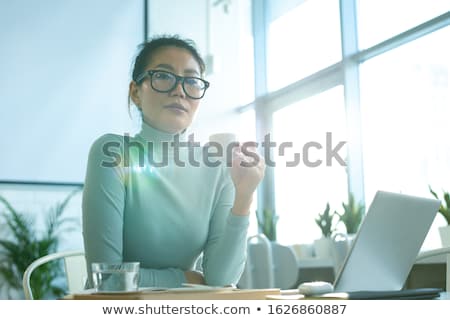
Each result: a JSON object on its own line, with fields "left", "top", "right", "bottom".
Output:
{"left": 201, "top": 169, "right": 250, "bottom": 286}
{"left": 82, "top": 134, "right": 186, "bottom": 288}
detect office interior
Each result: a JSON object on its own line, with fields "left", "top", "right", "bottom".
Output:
{"left": 0, "top": 0, "right": 449, "bottom": 299}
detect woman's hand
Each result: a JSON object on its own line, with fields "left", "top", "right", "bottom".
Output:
{"left": 229, "top": 143, "right": 266, "bottom": 215}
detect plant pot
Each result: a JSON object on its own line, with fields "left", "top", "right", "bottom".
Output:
{"left": 314, "top": 237, "right": 333, "bottom": 258}
{"left": 291, "top": 243, "right": 314, "bottom": 259}
{"left": 438, "top": 225, "right": 450, "bottom": 247}
{"left": 331, "top": 233, "right": 356, "bottom": 272}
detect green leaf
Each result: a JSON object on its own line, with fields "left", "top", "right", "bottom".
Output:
{"left": 429, "top": 186, "right": 450, "bottom": 225}
{"left": 315, "top": 203, "right": 336, "bottom": 237}
{"left": 336, "top": 193, "right": 365, "bottom": 234}
{"left": 256, "top": 208, "right": 278, "bottom": 241}
{"left": 429, "top": 186, "right": 439, "bottom": 199}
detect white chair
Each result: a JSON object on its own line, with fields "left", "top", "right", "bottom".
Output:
{"left": 271, "top": 242, "right": 299, "bottom": 289}
{"left": 416, "top": 247, "right": 450, "bottom": 292}
{"left": 239, "top": 234, "right": 274, "bottom": 289}
{"left": 22, "top": 250, "right": 87, "bottom": 299}
{"left": 238, "top": 234, "right": 299, "bottom": 289}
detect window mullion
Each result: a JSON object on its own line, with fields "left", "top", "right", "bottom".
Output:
{"left": 340, "top": 0, "right": 366, "bottom": 205}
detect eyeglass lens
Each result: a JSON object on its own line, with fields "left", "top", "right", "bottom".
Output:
{"left": 151, "top": 71, "right": 206, "bottom": 99}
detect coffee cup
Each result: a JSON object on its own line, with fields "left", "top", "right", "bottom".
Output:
{"left": 208, "top": 133, "right": 238, "bottom": 166}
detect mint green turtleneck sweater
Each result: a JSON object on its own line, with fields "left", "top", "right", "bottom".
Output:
{"left": 82, "top": 122, "right": 249, "bottom": 288}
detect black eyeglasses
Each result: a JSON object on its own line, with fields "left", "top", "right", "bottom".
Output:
{"left": 136, "top": 70, "right": 210, "bottom": 99}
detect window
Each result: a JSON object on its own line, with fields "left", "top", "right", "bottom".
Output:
{"left": 273, "top": 86, "right": 348, "bottom": 244}
{"left": 357, "top": 0, "right": 450, "bottom": 49}
{"left": 360, "top": 26, "right": 450, "bottom": 201}
{"left": 250, "top": 0, "right": 449, "bottom": 247}
{"left": 238, "top": 0, "right": 255, "bottom": 105}
{"left": 267, "top": 0, "right": 341, "bottom": 91}
{"left": 360, "top": 27, "right": 450, "bottom": 248}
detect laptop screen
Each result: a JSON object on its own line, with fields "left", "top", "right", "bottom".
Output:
{"left": 333, "top": 191, "right": 440, "bottom": 292}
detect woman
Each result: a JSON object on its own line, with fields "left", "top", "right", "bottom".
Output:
{"left": 82, "top": 35, "right": 265, "bottom": 288}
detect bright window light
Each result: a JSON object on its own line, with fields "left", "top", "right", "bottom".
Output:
{"left": 360, "top": 27, "right": 450, "bottom": 249}
{"left": 273, "top": 86, "right": 348, "bottom": 244}
{"left": 267, "top": 0, "right": 341, "bottom": 92}
{"left": 357, "top": 0, "right": 450, "bottom": 49}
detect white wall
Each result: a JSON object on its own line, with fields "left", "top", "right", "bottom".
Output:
{"left": 0, "top": 0, "right": 142, "bottom": 183}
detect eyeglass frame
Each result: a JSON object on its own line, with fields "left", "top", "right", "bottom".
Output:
{"left": 135, "top": 69, "right": 210, "bottom": 99}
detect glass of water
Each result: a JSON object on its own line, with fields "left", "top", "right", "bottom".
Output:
{"left": 91, "top": 262, "right": 140, "bottom": 292}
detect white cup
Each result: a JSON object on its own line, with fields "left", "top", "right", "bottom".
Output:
{"left": 208, "top": 133, "right": 238, "bottom": 165}
{"left": 91, "top": 262, "right": 140, "bottom": 292}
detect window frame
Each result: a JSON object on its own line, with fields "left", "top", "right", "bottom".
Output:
{"left": 241, "top": 0, "right": 450, "bottom": 232}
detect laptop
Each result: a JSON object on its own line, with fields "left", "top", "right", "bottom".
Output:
{"left": 333, "top": 190, "right": 440, "bottom": 294}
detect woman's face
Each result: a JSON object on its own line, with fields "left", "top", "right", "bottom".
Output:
{"left": 131, "top": 46, "right": 202, "bottom": 134}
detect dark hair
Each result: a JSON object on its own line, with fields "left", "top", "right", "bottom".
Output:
{"left": 128, "top": 35, "right": 206, "bottom": 113}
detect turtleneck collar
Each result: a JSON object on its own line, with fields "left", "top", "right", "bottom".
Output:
{"left": 136, "top": 120, "right": 187, "bottom": 143}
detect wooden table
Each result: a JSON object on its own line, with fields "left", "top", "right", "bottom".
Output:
{"left": 66, "top": 288, "right": 281, "bottom": 300}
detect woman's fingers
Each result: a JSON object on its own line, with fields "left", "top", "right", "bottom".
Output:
{"left": 232, "top": 143, "right": 263, "bottom": 168}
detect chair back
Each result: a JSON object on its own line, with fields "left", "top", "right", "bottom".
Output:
{"left": 271, "top": 242, "right": 299, "bottom": 289}
{"left": 238, "top": 235, "right": 299, "bottom": 289}
{"left": 22, "top": 250, "right": 86, "bottom": 299}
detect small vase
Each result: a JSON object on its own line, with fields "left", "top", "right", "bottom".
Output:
{"left": 331, "top": 233, "right": 356, "bottom": 272}
{"left": 438, "top": 225, "right": 450, "bottom": 247}
{"left": 314, "top": 237, "right": 333, "bottom": 258}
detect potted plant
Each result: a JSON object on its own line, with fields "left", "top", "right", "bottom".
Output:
{"left": 429, "top": 186, "right": 450, "bottom": 247}
{"left": 256, "top": 208, "right": 278, "bottom": 242}
{"left": 0, "top": 189, "right": 80, "bottom": 299}
{"left": 314, "top": 203, "right": 337, "bottom": 258}
{"left": 315, "top": 203, "right": 335, "bottom": 238}
{"left": 335, "top": 193, "right": 365, "bottom": 235}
